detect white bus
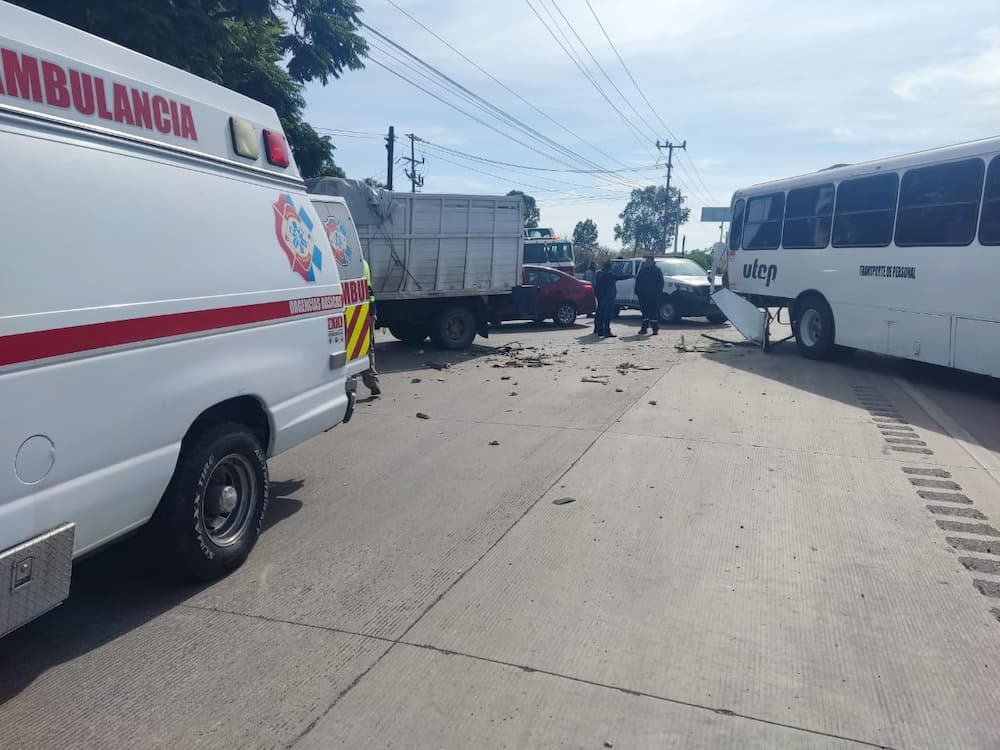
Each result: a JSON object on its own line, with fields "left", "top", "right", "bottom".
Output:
{"left": 721, "top": 136, "right": 1000, "bottom": 377}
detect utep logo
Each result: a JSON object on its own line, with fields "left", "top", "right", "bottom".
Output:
{"left": 273, "top": 194, "right": 323, "bottom": 282}
{"left": 323, "top": 216, "right": 354, "bottom": 268}
{"left": 742, "top": 259, "right": 778, "bottom": 288}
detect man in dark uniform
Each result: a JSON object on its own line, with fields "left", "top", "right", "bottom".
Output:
{"left": 635, "top": 256, "right": 665, "bottom": 335}
{"left": 593, "top": 260, "right": 625, "bottom": 337}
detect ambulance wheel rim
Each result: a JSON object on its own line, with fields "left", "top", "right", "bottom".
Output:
{"left": 202, "top": 453, "right": 257, "bottom": 547}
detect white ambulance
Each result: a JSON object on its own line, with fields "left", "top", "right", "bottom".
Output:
{"left": 0, "top": 2, "right": 358, "bottom": 636}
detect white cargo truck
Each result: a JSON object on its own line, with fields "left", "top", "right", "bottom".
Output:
{"left": 309, "top": 179, "right": 528, "bottom": 349}
{"left": 1, "top": 2, "right": 359, "bottom": 636}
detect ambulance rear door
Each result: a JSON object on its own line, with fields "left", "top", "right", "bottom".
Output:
{"left": 313, "top": 198, "right": 371, "bottom": 379}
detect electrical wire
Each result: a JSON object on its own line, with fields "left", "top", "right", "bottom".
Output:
{"left": 363, "top": 23, "right": 645, "bottom": 191}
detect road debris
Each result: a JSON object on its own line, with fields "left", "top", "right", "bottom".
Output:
{"left": 581, "top": 375, "right": 610, "bottom": 385}
{"left": 500, "top": 375, "right": 511, "bottom": 380}
{"left": 615, "top": 387, "right": 624, "bottom": 393}
{"left": 425, "top": 361, "right": 451, "bottom": 370}
{"left": 616, "top": 361, "right": 656, "bottom": 374}
{"left": 410, "top": 378, "right": 422, "bottom": 383}
{"left": 416, "top": 412, "right": 430, "bottom": 420}
{"left": 489, "top": 440, "right": 500, "bottom": 446}
{"left": 649, "top": 400, "right": 658, "bottom": 406}
{"left": 553, "top": 497, "right": 576, "bottom": 506}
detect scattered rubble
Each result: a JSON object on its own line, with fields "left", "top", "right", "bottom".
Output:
{"left": 416, "top": 412, "right": 430, "bottom": 420}
{"left": 581, "top": 375, "right": 610, "bottom": 385}
{"left": 489, "top": 440, "right": 500, "bottom": 446}
{"left": 553, "top": 497, "right": 576, "bottom": 506}
{"left": 425, "top": 361, "right": 451, "bottom": 370}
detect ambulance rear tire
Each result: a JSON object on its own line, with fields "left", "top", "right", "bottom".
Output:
{"left": 388, "top": 323, "right": 428, "bottom": 346}
{"left": 155, "top": 422, "right": 269, "bottom": 581}
{"left": 431, "top": 306, "right": 477, "bottom": 350}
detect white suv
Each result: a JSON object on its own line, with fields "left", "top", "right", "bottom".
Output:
{"left": 611, "top": 256, "right": 727, "bottom": 324}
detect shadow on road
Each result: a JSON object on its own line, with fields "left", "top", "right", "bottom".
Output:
{"left": 698, "top": 334, "right": 1000, "bottom": 454}
{"left": 0, "top": 477, "right": 306, "bottom": 704}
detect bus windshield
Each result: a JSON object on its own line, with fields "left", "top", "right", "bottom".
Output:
{"left": 524, "top": 241, "right": 573, "bottom": 264}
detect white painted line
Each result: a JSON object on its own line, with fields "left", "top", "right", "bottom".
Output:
{"left": 894, "top": 376, "right": 1000, "bottom": 487}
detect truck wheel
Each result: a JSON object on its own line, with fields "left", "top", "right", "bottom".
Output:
{"left": 553, "top": 301, "right": 577, "bottom": 327}
{"left": 658, "top": 299, "right": 680, "bottom": 324}
{"left": 388, "top": 323, "right": 428, "bottom": 346}
{"left": 431, "top": 306, "right": 477, "bottom": 350}
{"left": 155, "top": 422, "right": 269, "bottom": 580}
{"left": 793, "top": 294, "right": 836, "bottom": 360}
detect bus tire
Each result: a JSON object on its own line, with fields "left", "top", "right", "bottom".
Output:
{"left": 155, "top": 422, "right": 269, "bottom": 581}
{"left": 431, "top": 305, "right": 477, "bottom": 350}
{"left": 793, "top": 294, "right": 836, "bottom": 360}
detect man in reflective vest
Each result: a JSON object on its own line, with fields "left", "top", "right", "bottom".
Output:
{"left": 361, "top": 257, "right": 382, "bottom": 395}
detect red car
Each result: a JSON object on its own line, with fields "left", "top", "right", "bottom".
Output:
{"left": 496, "top": 265, "right": 596, "bottom": 327}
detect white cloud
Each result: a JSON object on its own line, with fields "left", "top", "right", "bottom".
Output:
{"left": 893, "top": 27, "right": 1000, "bottom": 101}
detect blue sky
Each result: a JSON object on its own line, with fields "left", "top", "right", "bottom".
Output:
{"left": 303, "top": 0, "right": 1000, "bottom": 252}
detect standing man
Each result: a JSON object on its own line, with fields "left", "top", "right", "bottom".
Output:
{"left": 361, "top": 255, "right": 382, "bottom": 396}
{"left": 583, "top": 262, "right": 597, "bottom": 284}
{"left": 593, "top": 260, "right": 624, "bottom": 338}
{"left": 635, "top": 256, "right": 665, "bottom": 335}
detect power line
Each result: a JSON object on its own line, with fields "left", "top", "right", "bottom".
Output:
{"left": 583, "top": 0, "right": 719, "bottom": 204}
{"left": 525, "top": 0, "right": 656, "bottom": 160}
{"left": 412, "top": 137, "right": 660, "bottom": 175}
{"left": 549, "top": 0, "right": 660, "bottom": 142}
{"left": 382, "top": 0, "right": 644, "bottom": 179}
{"left": 362, "top": 23, "right": 645, "bottom": 191}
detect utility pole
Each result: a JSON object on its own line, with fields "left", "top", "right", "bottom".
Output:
{"left": 403, "top": 133, "right": 425, "bottom": 193}
{"left": 385, "top": 126, "right": 395, "bottom": 190}
{"left": 656, "top": 139, "right": 686, "bottom": 254}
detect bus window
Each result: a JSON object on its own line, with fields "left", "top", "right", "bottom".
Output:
{"left": 729, "top": 199, "right": 745, "bottom": 252}
{"left": 742, "top": 193, "right": 784, "bottom": 250}
{"left": 896, "top": 159, "right": 985, "bottom": 247}
{"left": 981, "top": 156, "right": 1000, "bottom": 246}
{"left": 783, "top": 184, "right": 834, "bottom": 249}
{"left": 832, "top": 172, "right": 899, "bottom": 248}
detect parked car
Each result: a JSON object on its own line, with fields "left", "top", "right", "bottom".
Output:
{"left": 611, "top": 256, "right": 728, "bottom": 324}
{"left": 495, "top": 265, "right": 596, "bottom": 326}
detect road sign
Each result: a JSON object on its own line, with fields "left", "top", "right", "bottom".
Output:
{"left": 701, "top": 207, "right": 730, "bottom": 222}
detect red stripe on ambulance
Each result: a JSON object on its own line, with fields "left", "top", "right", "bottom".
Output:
{"left": 0, "top": 296, "right": 343, "bottom": 367}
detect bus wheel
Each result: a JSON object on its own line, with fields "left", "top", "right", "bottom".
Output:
{"left": 794, "top": 294, "right": 836, "bottom": 360}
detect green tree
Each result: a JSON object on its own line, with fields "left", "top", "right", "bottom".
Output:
{"left": 13, "top": 0, "right": 367, "bottom": 178}
{"left": 573, "top": 219, "right": 598, "bottom": 250}
{"left": 686, "top": 248, "right": 714, "bottom": 271}
{"left": 508, "top": 190, "right": 539, "bottom": 228}
{"left": 613, "top": 185, "right": 690, "bottom": 254}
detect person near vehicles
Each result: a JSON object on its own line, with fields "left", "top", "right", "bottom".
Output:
{"left": 583, "top": 262, "right": 597, "bottom": 284}
{"left": 361, "top": 256, "right": 382, "bottom": 396}
{"left": 593, "top": 260, "right": 627, "bottom": 338}
{"left": 635, "top": 256, "right": 665, "bottom": 335}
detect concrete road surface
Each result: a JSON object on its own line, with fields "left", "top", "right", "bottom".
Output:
{"left": 3, "top": 313, "right": 1000, "bottom": 749}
